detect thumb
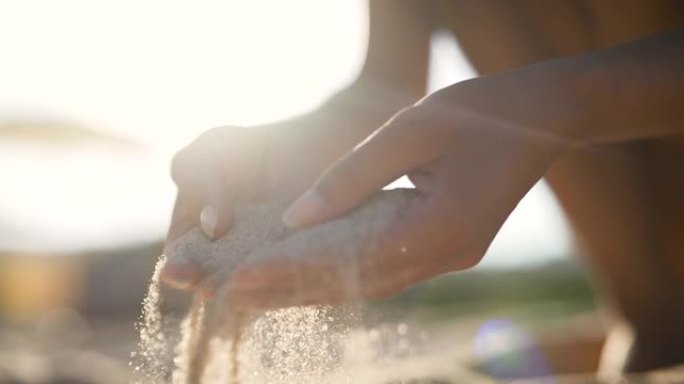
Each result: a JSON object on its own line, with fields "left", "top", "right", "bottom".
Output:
{"left": 199, "top": 200, "right": 234, "bottom": 240}
{"left": 198, "top": 171, "right": 237, "bottom": 240}
{"left": 282, "top": 106, "right": 444, "bottom": 228}
{"left": 177, "top": 169, "right": 236, "bottom": 240}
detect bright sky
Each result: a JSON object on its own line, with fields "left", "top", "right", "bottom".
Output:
{"left": 0, "top": 0, "right": 573, "bottom": 267}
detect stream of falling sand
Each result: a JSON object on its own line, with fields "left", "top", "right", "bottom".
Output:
{"left": 134, "top": 256, "right": 496, "bottom": 384}
{"left": 135, "top": 257, "right": 349, "bottom": 384}
{"left": 134, "top": 190, "right": 498, "bottom": 383}
{"left": 228, "top": 314, "right": 242, "bottom": 384}
{"left": 135, "top": 256, "right": 171, "bottom": 383}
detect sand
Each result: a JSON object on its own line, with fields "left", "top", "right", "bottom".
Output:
{"left": 137, "top": 189, "right": 428, "bottom": 384}
{"left": 163, "top": 189, "right": 419, "bottom": 293}
{"left": 135, "top": 187, "right": 684, "bottom": 383}
{"left": 136, "top": 256, "right": 171, "bottom": 382}
{"left": 162, "top": 200, "right": 292, "bottom": 292}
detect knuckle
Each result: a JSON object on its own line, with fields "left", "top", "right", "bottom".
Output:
{"left": 432, "top": 221, "right": 487, "bottom": 271}
{"left": 449, "top": 245, "right": 486, "bottom": 270}
{"left": 381, "top": 105, "right": 453, "bottom": 158}
{"left": 399, "top": 100, "right": 456, "bottom": 140}
{"left": 389, "top": 105, "right": 431, "bottom": 127}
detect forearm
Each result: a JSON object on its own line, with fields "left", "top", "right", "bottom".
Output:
{"left": 322, "top": 0, "right": 433, "bottom": 152}
{"left": 522, "top": 28, "right": 684, "bottom": 145}
{"left": 358, "top": 0, "right": 432, "bottom": 98}
{"left": 265, "top": 0, "right": 434, "bottom": 162}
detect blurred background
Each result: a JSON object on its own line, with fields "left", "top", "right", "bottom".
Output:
{"left": 0, "top": 1, "right": 599, "bottom": 382}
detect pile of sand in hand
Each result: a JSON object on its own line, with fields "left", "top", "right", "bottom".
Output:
{"left": 135, "top": 189, "right": 421, "bottom": 384}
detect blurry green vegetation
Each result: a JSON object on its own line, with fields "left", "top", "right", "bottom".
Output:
{"left": 0, "top": 239, "right": 596, "bottom": 324}
{"left": 374, "top": 260, "right": 597, "bottom": 323}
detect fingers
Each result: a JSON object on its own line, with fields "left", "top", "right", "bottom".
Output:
{"left": 227, "top": 263, "right": 347, "bottom": 312}
{"left": 226, "top": 260, "right": 357, "bottom": 311}
{"left": 199, "top": 195, "right": 235, "bottom": 240}
{"left": 163, "top": 126, "right": 263, "bottom": 291}
{"left": 225, "top": 184, "right": 488, "bottom": 311}
{"left": 223, "top": 219, "right": 367, "bottom": 309}
{"left": 163, "top": 198, "right": 233, "bottom": 291}
{"left": 225, "top": 247, "right": 436, "bottom": 312}
{"left": 171, "top": 127, "right": 245, "bottom": 240}
{"left": 166, "top": 193, "right": 199, "bottom": 243}
{"left": 282, "top": 106, "right": 450, "bottom": 228}
{"left": 162, "top": 195, "right": 202, "bottom": 289}
{"left": 225, "top": 191, "right": 458, "bottom": 311}
{"left": 161, "top": 259, "right": 202, "bottom": 290}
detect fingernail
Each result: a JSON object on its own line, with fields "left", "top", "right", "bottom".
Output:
{"left": 200, "top": 204, "right": 218, "bottom": 238}
{"left": 282, "top": 189, "right": 326, "bottom": 228}
{"left": 160, "top": 261, "right": 201, "bottom": 290}
{"left": 169, "top": 274, "right": 196, "bottom": 290}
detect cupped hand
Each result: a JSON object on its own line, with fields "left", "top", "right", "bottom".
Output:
{"left": 225, "top": 75, "right": 575, "bottom": 311}
{"left": 160, "top": 84, "right": 414, "bottom": 290}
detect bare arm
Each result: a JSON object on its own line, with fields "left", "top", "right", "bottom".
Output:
{"left": 315, "top": 0, "right": 434, "bottom": 133}
{"left": 508, "top": 28, "right": 684, "bottom": 145}
{"left": 263, "top": 0, "right": 436, "bottom": 161}
{"left": 227, "top": 28, "right": 684, "bottom": 310}
{"left": 576, "top": 28, "right": 684, "bottom": 143}
{"left": 161, "top": 0, "right": 435, "bottom": 289}
{"left": 356, "top": 0, "right": 433, "bottom": 98}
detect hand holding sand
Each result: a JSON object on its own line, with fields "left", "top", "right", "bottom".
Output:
{"left": 165, "top": 73, "right": 575, "bottom": 312}
{"left": 228, "top": 75, "right": 572, "bottom": 310}
{"left": 160, "top": 84, "right": 409, "bottom": 291}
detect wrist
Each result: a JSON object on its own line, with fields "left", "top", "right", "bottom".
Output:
{"left": 424, "top": 66, "right": 584, "bottom": 160}
{"left": 506, "top": 55, "right": 597, "bottom": 150}
{"left": 311, "top": 80, "right": 422, "bottom": 152}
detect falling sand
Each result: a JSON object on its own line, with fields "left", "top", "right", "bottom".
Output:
{"left": 134, "top": 188, "right": 684, "bottom": 384}
{"left": 135, "top": 189, "right": 491, "bottom": 383}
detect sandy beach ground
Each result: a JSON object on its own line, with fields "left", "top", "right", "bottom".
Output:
{"left": 2, "top": 308, "right": 684, "bottom": 383}
{"left": 2, "top": 244, "right": 684, "bottom": 384}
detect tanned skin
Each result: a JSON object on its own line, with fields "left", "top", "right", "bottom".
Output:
{"left": 161, "top": 0, "right": 684, "bottom": 375}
